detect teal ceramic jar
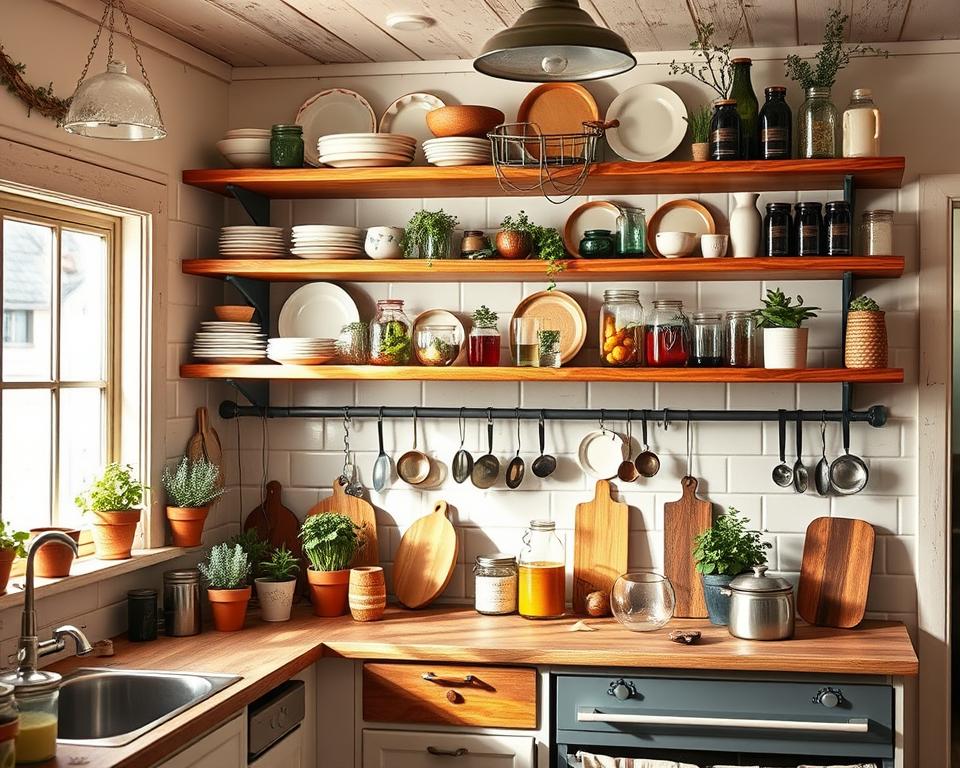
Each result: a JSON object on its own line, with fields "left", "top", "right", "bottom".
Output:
{"left": 579, "top": 229, "right": 616, "bottom": 258}
{"left": 270, "top": 124, "right": 304, "bottom": 168}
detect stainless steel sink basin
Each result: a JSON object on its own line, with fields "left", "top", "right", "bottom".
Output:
{"left": 57, "top": 668, "right": 241, "bottom": 747}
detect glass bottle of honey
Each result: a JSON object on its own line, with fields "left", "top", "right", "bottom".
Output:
{"left": 518, "top": 519, "right": 566, "bottom": 619}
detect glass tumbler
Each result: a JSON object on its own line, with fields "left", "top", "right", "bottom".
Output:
{"left": 512, "top": 317, "right": 542, "bottom": 367}
{"left": 689, "top": 312, "right": 724, "bottom": 367}
{"left": 611, "top": 571, "right": 676, "bottom": 632}
{"left": 538, "top": 329, "right": 561, "bottom": 368}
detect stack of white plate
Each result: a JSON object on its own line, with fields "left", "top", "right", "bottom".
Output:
{"left": 267, "top": 337, "right": 336, "bottom": 365}
{"left": 290, "top": 225, "right": 364, "bottom": 259}
{"left": 423, "top": 137, "right": 491, "bottom": 167}
{"left": 193, "top": 322, "right": 267, "bottom": 363}
{"left": 219, "top": 226, "right": 288, "bottom": 259}
{"left": 216, "top": 128, "right": 271, "bottom": 168}
{"left": 317, "top": 133, "right": 416, "bottom": 168}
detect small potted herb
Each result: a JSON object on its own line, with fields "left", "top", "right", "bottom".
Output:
{"left": 845, "top": 295, "right": 887, "bottom": 368}
{"left": 162, "top": 457, "right": 224, "bottom": 547}
{"left": 468, "top": 305, "right": 500, "bottom": 366}
{"left": 685, "top": 104, "right": 712, "bottom": 161}
{"left": 538, "top": 329, "right": 561, "bottom": 368}
{"left": 198, "top": 543, "right": 252, "bottom": 632}
{"left": 401, "top": 209, "right": 459, "bottom": 260}
{"left": 753, "top": 288, "right": 820, "bottom": 369}
{"left": 692, "top": 509, "right": 771, "bottom": 625}
{"left": 496, "top": 212, "right": 535, "bottom": 260}
{"left": 74, "top": 463, "right": 145, "bottom": 560}
{"left": 28, "top": 526, "right": 80, "bottom": 578}
{"left": 256, "top": 545, "right": 301, "bottom": 622}
{"left": 0, "top": 522, "right": 28, "bottom": 594}
{"left": 228, "top": 529, "right": 271, "bottom": 586}
{"left": 299, "top": 513, "right": 364, "bottom": 617}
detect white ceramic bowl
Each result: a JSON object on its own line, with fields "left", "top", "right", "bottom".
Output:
{"left": 656, "top": 231, "right": 699, "bottom": 258}
{"left": 364, "top": 226, "right": 405, "bottom": 260}
{"left": 216, "top": 138, "right": 271, "bottom": 168}
{"left": 700, "top": 233, "right": 729, "bottom": 258}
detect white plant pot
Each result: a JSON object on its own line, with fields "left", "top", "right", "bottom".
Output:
{"left": 730, "top": 192, "right": 761, "bottom": 258}
{"left": 763, "top": 327, "right": 809, "bottom": 369}
{"left": 255, "top": 578, "right": 296, "bottom": 622}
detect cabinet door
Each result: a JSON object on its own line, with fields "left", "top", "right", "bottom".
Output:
{"left": 250, "top": 728, "right": 302, "bottom": 768}
{"left": 158, "top": 715, "right": 245, "bottom": 768}
{"left": 363, "top": 729, "right": 534, "bottom": 768}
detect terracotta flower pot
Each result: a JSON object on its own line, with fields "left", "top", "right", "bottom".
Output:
{"left": 495, "top": 229, "right": 533, "bottom": 260}
{"left": 166, "top": 506, "right": 209, "bottom": 548}
{"left": 349, "top": 566, "right": 386, "bottom": 622}
{"left": 307, "top": 568, "right": 350, "bottom": 617}
{"left": 29, "top": 528, "right": 80, "bottom": 578}
{"left": 0, "top": 548, "right": 15, "bottom": 595}
{"left": 91, "top": 509, "right": 141, "bottom": 560}
{"left": 255, "top": 578, "right": 296, "bottom": 622}
{"left": 844, "top": 310, "right": 888, "bottom": 368}
{"left": 691, "top": 142, "right": 709, "bottom": 162}
{"left": 207, "top": 586, "right": 251, "bottom": 631}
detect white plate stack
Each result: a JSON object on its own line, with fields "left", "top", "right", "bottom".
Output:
{"left": 267, "top": 337, "right": 336, "bottom": 365}
{"left": 219, "top": 226, "right": 288, "bottom": 259}
{"left": 318, "top": 133, "right": 416, "bottom": 168}
{"left": 423, "top": 137, "right": 491, "bottom": 167}
{"left": 193, "top": 322, "right": 267, "bottom": 363}
{"left": 290, "top": 225, "right": 365, "bottom": 259}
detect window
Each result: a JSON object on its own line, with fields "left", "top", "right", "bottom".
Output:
{"left": 0, "top": 194, "right": 119, "bottom": 532}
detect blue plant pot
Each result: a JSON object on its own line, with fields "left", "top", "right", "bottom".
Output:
{"left": 701, "top": 573, "right": 734, "bottom": 625}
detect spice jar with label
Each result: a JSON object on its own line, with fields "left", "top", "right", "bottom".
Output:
{"left": 645, "top": 300, "right": 689, "bottom": 367}
{"left": 474, "top": 554, "right": 518, "bottom": 615}
{"left": 842, "top": 88, "right": 881, "bottom": 158}
{"left": 518, "top": 520, "right": 566, "bottom": 619}
{"left": 369, "top": 299, "right": 412, "bottom": 365}
{"left": 725, "top": 310, "right": 758, "bottom": 367}
{"left": 689, "top": 312, "right": 724, "bottom": 367}
{"left": 759, "top": 86, "right": 792, "bottom": 160}
{"left": 861, "top": 209, "right": 894, "bottom": 256}
{"left": 600, "top": 289, "right": 644, "bottom": 367}
{"left": 763, "top": 202, "right": 793, "bottom": 256}
{"left": 794, "top": 202, "right": 824, "bottom": 257}
{"left": 825, "top": 200, "right": 852, "bottom": 256}
{"left": 709, "top": 99, "right": 741, "bottom": 161}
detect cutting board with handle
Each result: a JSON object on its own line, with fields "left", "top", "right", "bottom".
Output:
{"left": 306, "top": 478, "right": 379, "bottom": 567}
{"left": 573, "top": 480, "right": 628, "bottom": 614}
{"left": 663, "top": 476, "right": 713, "bottom": 618}
{"left": 186, "top": 407, "right": 223, "bottom": 490}
{"left": 243, "top": 481, "right": 302, "bottom": 556}
{"left": 393, "top": 500, "right": 458, "bottom": 609}
{"left": 797, "top": 516, "right": 875, "bottom": 628}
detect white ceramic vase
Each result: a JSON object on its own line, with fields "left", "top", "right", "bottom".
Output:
{"left": 255, "top": 578, "right": 296, "bottom": 622}
{"left": 763, "top": 327, "right": 809, "bottom": 369}
{"left": 730, "top": 192, "right": 761, "bottom": 258}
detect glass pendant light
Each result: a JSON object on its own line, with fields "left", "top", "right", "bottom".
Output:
{"left": 64, "top": 0, "right": 165, "bottom": 141}
{"left": 474, "top": 0, "right": 635, "bottom": 82}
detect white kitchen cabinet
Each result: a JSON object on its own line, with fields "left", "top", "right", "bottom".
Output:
{"left": 363, "top": 729, "right": 535, "bottom": 768}
{"left": 250, "top": 727, "right": 302, "bottom": 768}
{"left": 157, "top": 714, "right": 245, "bottom": 768}
{"left": 291, "top": 664, "right": 317, "bottom": 768}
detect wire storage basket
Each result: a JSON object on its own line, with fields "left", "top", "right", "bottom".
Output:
{"left": 487, "top": 120, "right": 617, "bottom": 204}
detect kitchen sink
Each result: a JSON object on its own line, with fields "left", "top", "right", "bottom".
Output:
{"left": 57, "top": 668, "right": 241, "bottom": 747}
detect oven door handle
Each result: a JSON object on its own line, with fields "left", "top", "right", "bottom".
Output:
{"left": 576, "top": 708, "right": 870, "bottom": 733}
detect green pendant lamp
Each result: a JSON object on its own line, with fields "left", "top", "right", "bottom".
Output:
{"left": 474, "top": 0, "right": 635, "bottom": 82}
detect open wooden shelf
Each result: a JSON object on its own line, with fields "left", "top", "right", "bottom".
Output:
{"left": 182, "top": 256, "right": 904, "bottom": 283}
{"left": 180, "top": 364, "right": 904, "bottom": 384}
{"left": 182, "top": 157, "right": 905, "bottom": 199}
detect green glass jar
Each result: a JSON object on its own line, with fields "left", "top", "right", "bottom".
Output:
{"left": 270, "top": 124, "right": 304, "bottom": 168}
{"left": 730, "top": 58, "right": 759, "bottom": 160}
{"left": 579, "top": 229, "right": 616, "bottom": 258}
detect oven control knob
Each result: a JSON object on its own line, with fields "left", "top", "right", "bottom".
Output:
{"left": 607, "top": 679, "right": 637, "bottom": 701}
{"left": 813, "top": 687, "right": 844, "bottom": 708}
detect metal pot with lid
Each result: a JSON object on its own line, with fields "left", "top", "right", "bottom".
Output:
{"left": 722, "top": 565, "right": 795, "bottom": 641}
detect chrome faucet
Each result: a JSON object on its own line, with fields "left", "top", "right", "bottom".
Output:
{"left": 15, "top": 531, "right": 93, "bottom": 673}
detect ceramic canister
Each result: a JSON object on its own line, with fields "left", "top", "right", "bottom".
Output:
{"left": 349, "top": 566, "right": 386, "bottom": 622}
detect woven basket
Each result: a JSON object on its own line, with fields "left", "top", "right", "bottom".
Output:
{"left": 845, "top": 310, "right": 888, "bottom": 368}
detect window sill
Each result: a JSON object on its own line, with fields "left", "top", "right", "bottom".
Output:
{"left": 0, "top": 547, "right": 191, "bottom": 611}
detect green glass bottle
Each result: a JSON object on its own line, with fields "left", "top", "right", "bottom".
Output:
{"left": 730, "top": 58, "right": 759, "bottom": 160}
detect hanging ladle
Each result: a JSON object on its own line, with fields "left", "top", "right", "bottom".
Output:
{"left": 471, "top": 409, "right": 500, "bottom": 489}
{"left": 793, "top": 410, "right": 809, "bottom": 493}
{"left": 617, "top": 410, "right": 639, "bottom": 482}
{"left": 452, "top": 408, "right": 474, "bottom": 484}
{"left": 829, "top": 409, "right": 869, "bottom": 495}
{"left": 506, "top": 409, "right": 525, "bottom": 489}
{"left": 772, "top": 409, "right": 795, "bottom": 488}
{"left": 371, "top": 407, "right": 391, "bottom": 492}
{"left": 814, "top": 412, "right": 832, "bottom": 496}
{"left": 531, "top": 410, "right": 557, "bottom": 478}
{"left": 634, "top": 409, "right": 661, "bottom": 478}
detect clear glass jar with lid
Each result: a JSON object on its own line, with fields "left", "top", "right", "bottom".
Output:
{"left": 842, "top": 88, "right": 881, "bottom": 158}
{"left": 1, "top": 669, "right": 59, "bottom": 764}
{"left": 0, "top": 682, "right": 17, "bottom": 768}
{"left": 600, "top": 289, "right": 644, "bottom": 367}
{"left": 725, "top": 310, "right": 758, "bottom": 367}
{"left": 369, "top": 299, "right": 412, "bottom": 365}
{"left": 861, "top": 209, "right": 894, "bottom": 256}
{"left": 473, "top": 553, "right": 518, "bottom": 615}
{"left": 798, "top": 87, "right": 839, "bottom": 159}
{"left": 518, "top": 520, "right": 566, "bottom": 619}
{"left": 689, "top": 312, "right": 724, "bottom": 367}
{"left": 645, "top": 300, "right": 689, "bottom": 367}
{"left": 615, "top": 206, "right": 646, "bottom": 256}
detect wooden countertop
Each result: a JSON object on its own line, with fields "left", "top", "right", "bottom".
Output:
{"left": 43, "top": 604, "right": 918, "bottom": 768}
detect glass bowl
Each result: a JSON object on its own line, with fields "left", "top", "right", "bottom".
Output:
{"left": 611, "top": 571, "right": 676, "bottom": 632}
{"left": 415, "top": 325, "right": 460, "bottom": 366}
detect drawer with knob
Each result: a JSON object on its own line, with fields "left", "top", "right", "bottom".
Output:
{"left": 362, "top": 662, "right": 538, "bottom": 729}
{"left": 362, "top": 729, "right": 535, "bottom": 767}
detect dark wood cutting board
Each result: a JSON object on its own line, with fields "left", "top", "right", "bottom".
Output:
{"left": 573, "top": 480, "right": 628, "bottom": 614}
{"left": 243, "top": 480, "right": 305, "bottom": 591}
{"left": 663, "top": 476, "right": 713, "bottom": 618}
{"left": 797, "top": 516, "right": 876, "bottom": 628}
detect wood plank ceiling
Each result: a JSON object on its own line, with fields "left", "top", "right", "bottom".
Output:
{"left": 123, "top": 0, "right": 960, "bottom": 66}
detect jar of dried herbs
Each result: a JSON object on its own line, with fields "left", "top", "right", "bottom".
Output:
{"left": 798, "top": 87, "right": 839, "bottom": 159}
{"left": 336, "top": 321, "right": 370, "bottom": 364}
{"left": 369, "top": 299, "right": 412, "bottom": 365}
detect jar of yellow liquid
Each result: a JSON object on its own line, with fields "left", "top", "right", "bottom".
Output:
{"left": 0, "top": 683, "right": 18, "bottom": 768}
{"left": 7, "top": 671, "right": 59, "bottom": 764}
{"left": 518, "top": 520, "right": 566, "bottom": 619}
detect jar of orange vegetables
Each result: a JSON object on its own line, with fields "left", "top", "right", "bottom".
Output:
{"left": 518, "top": 520, "right": 566, "bottom": 619}
{"left": 600, "top": 289, "right": 644, "bottom": 367}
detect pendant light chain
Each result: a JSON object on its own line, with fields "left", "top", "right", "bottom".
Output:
{"left": 73, "top": 0, "right": 111, "bottom": 95}
{"left": 116, "top": 0, "right": 164, "bottom": 124}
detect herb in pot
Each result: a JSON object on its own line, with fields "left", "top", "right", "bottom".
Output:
{"left": 693, "top": 509, "right": 771, "bottom": 576}
{"left": 259, "top": 545, "right": 301, "bottom": 582}
{"left": 199, "top": 543, "right": 251, "bottom": 589}
{"left": 498, "top": 211, "right": 568, "bottom": 289}
{"left": 74, "top": 462, "right": 145, "bottom": 514}
{"left": 162, "top": 457, "right": 223, "bottom": 508}
{"left": 684, "top": 104, "right": 712, "bottom": 147}
{"left": 753, "top": 288, "right": 820, "bottom": 328}
{"left": 300, "top": 513, "right": 364, "bottom": 572}
{"left": 849, "top": 295, "right": 880, "bottom": 312}
{"left": 401, "top": 209, "right": 459, "bottom": 261}
{"left": 0, "top": 521, "right": 28, "bottom": 559}
{"left": 228, "top": 529, "right": 271, "bottom": 584}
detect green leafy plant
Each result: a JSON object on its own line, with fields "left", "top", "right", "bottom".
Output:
{"left": 753, "top": 288, "right": 820, "bottom": 329}
{"left": 538, "top": 329, "right": 560, "bottom": 352}
{"left": 471, "top": 305, "right": 498, "bottom": 330}
{"left": 692, "top": 509, "right": 771, "bottom": 576}
{"left": 401, "top": 209, "right": 459, "bottom": 260}
{"left": 198, "top": 543, "right": 251, "bottom": 589}
{"left": 0, "top": 521, "right": 29, "bottom": 558}
{"left": 162, "top": 457, "right": 224, "bottom": 508}
{"left": 259, "top": 545, "right": 301, "bottom": 582}
{"left": 684, "top": 104, "right": 713, "bottom": 144}
{"left": 784, "top": 8, "right": 887, "bottom": 90}
{"left": 849, "top": 295, "right": 881, "bottom": 312}
{"left": 299, "top": 513, "right": 364, "bottom": 572}
{"left": 669, "top": 20, "right": 740, "bottom": 99}
{"left": 499, "top": 211, "right": 568, "bottom": 288}
{"left": 228, "top": 529, "right": 271, "bottom": 584}
{"left": 74, "top": 463, "right": 144, "bottom": 515}
{"left": 373, "top": 320, "right": 412, "bottom": 364}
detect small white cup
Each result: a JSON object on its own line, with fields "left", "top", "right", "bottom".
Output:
{"left": 700, "top": 233, "right": 729, "bottom": 258}
{"left": 364, "top": 226, "right": 404, "bottom": 260}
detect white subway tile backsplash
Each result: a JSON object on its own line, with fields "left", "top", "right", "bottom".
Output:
{"left": 763, "top": 494, "right": 830, "bottom": 533}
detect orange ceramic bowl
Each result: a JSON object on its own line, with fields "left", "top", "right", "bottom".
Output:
{"left": 214, "top": 305, "right": 256, "bottom": 322}
{"left": 426, "top": 106, "right": 505, "bottom": 138}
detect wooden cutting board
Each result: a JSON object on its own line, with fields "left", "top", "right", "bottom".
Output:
{"left": 186, "top": 407, "right": 223, "bottom": 489}
{"left": 663, "top": 476, "right": 713, "bottom": 618}
{"left": 393, "top": 500, "right": 458, "bottom": 609}
{"left": 573, "top": 480, "right": 628, "bottom": 614}
{"left": 797, "top": 517, "right": 876, "bottom": 628}
{"left": 306, "top": 478, "right": 379, "bottom": 567}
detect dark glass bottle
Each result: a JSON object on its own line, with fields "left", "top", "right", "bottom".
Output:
{"left": 794, "top": 202, "right": 824, "bottom": 257}
{"left": 824, "top": 200, "right": 852, "bottom": 256}
{"left": 730, "top": 58, "right": 759, "bottom": 160}
{"left": 759, "top": 86, "right": 792, "bottom": 160}
{"left": 764, "top": 202, "right": 793, "bottom": 256}
{"left": 709, "top": 99, "right": 741, "bottom": 161}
